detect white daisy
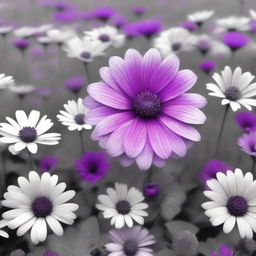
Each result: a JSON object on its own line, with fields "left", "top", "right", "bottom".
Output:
{"left": 0, "top": 219, "right": 9, "bottom": 238}
{"left": 84, "top": 25, "right": 125, "bottom": 48}
{"left": 215, "top": 16, "right": 249, "bottom": 33}
{"left": 0, "top": 73, "right": 14, "bottom": 89}
{"left": 62, "top": 36, "right": 110, "bottom": 62}
{"left": 46, "top": 28, "right": 75, "bottom": 44}
{"left": 202, "top": 168, "right": 256, "bottom": 239}
{"left": 96, "top": 183, "right": 148, "bottom": 229}
{"left": 9, "top": 84, "right": 34, "bottom": 98}
{"left": 187, "top": 10, "right": 214, "bottom": 25}
{"left": 250, "top": 9, "right": 256, "bottom": 20}
{"left": 153, "top": 27, "right": 195, "bottom": 57}
{"left": 57, "top": 98, "right": 92, "bottom": 131}
{"left": 0, "top": 26, "right": 12, "bottom": 36}
{"left": 2, "top": 171, "right": 78, "bottom": 244}
{"left": 0, "top": 110, "right": 61, "bottom": 154}
{"left": 14, "top": 26, "right": 37, "bottom": 38}
{"left": 206, "top": 66, "right": 256, "bottom": 111}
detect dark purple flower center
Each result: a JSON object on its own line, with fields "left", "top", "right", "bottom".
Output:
{"left": 123, "top": 240, "right": 138, "bottom": 256}
{"left": 172, "top": 42, "right": 182, "bottom": 51}
{"left": 116, "top": 200, "right": 131, "bottom": 214}
{"left": 19, "top": 127, "right": 37, "bottom": 143}
{"left": 98, "top": 34, "right": 110, "bottom": 42}
{"left": 31, "top": 196, "right": 53, "bottom": 217}
{"left": 80, "top": 51, "right": 91, "bottom": 60}
{"left": 133, "top": 91, "right": 161, "bottom": 119}
{"left": 224, "top": 86, "right": 241, "bottom": 101}
{"left": 226, "top": 195, "right": 248, "bottom": 216}
{"left": 88, "top": 162, "right": 98, "bottom": 174}
{"left": 74, "top": 114, "right": 85, "bottom": 125}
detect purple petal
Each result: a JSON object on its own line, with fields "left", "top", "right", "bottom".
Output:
{"left": 136, "top": 140, "right": 153, "bottom": 170}
{"left": 83, "top": 96, "right": 102, "bottom": 110}
{"left": 119, "top": 154, "right": 134, "bottom": 167}
{"left": 153, "top": 155, "right": 165, "bottom": 168}
{"left": 100, "top": 67, "right": 123, "bottom": 93}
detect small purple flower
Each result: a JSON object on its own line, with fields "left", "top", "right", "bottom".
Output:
{"left": 75, "top": 152, "right": 112, "bottom": 184}
{"left": 179, "top": 21, "right": 198, "bottom": 32}
{"left": 134, "top": 19, "right": 163, "bottom": 38}
{"left": 110, "top": 14, "right": 128, "bottom": 29}
{"left": 222, "top": 32, "right": 250, "bottom": 52}
{"left": 39, "top": 156, "right": 59, "bottom": 172}
{"left": 13, "top": 39, "right": 30, "bottom": 51}
{"left": 143, "top": 183, "right": 161, "bottom": 198}
{"left": 53, "top": 1, "right": 75, "bottom": 12}
{"left": 85, "top": 48, "right": 206, "bottom": 170}
{"left": 92, "top": 7, "right": 117, "bottom": 22}
{"left": 236, "top": 112, "right": 256, "bottom": 133}
{"left": 123, "top": 23, "right": 141, "bottom": 38}
{"left": 132, "top": 6, "right": 147, "bottom": 17}
{"left": 211, "top": 244, "right": 233, "bottom": 256}
{"left": 36, "top": 87, "right": 52, "bottom": 98}
{"left": 200, "top": 160, "right": 234, "bottom": 186}
{"left": 65, "top": 76, "right": 85, "bottom": 93}
{"left": 238, "top": 131, "right": 256, "bottom": 157}
{"left": 199, "top": 60, "right": 217, "bottom": 74}
{"left": 197, "top": 39, "right": 211, "bottom": 55}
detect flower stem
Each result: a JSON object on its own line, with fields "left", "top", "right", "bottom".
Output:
{"left": 27, "top": 150, "right": 33, "bottom": 170}
{"left": 1, "top": 151, "right": 6, "bottom": 193}
{"left": 83, "top": 62, "right": 90, "bottom": 85}
{"left": 251, "top": 157, "right": 256, "bottom": 173}
{"left": 78, "top": 130, "right": 85, "bottom": 154}
{"left": 214, "top": 105, "right": 229, "bottom": 157}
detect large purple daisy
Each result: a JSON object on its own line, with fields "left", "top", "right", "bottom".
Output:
{"left": 84, "top": 48, "right": 207, "bottom": 170}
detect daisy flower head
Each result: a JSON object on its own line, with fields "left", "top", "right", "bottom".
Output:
{"left": 236, "top": 112, "right": 256, "bottom": 133}
{"left": 250, "top": 9, "right": 256, "bottom": 20}
{"left": 222, "top": 32, "right": 250, "bottom": 52}
{"left": 13, "top": 39, "right": 30, "bottom": 51}
{"left": 153, "top": 27, "right": 195, "bottom": 57}
{"left": 202, "top": 168, "right": 256, "bottom": 239}
{"left": 215, "top": 16, "right": 250, "bottom": 33}
{"left": 0, "top": 26, "right": 13, "bottom": 36}
{"left": 211, "top": 244, "right": 233, "bottom": 256}
{"left": 0, "top": 110, "right": 61, "bottom": 154}
{"left": 199, "top": 60, "right": 217, "bottom": 74}
{"left": 75, "top": 152, "right": 112, "bottom": 184}
{"left": 179, "top": 21, "right": 198, "bottom": 32}
{"left": 39, "top": 156, "right": 59, "bottom": 172}
{"left": 57, "top": 98, "right": 92, "bottom": 131}
{"left": 85, "top": 48, "right": 207, "bottom": 170}
{"left": 62, "top": 36, "right": 110, "bottom": 62}
{"left": 13, "top": 26, "right": 36, "bottom": 38}
{"left": 96, "top": 183, "right": 148, "bottom": 228}
{"left": 92, "top": 7, "right": 117, "bottom": 22}
{"left": 0, "top": 219, "right": 9, "bottom": 238}
{"left": 64, "top": 76, "right": 85, "bottom": 94}
{"left": 2, "top": 171, "right": 78, "bottom": 244}
{"left": 187, "top": 10, "right": 214, "bottom": 26}
{"left": 46, "top": 28, "right": 75, "bottom": 44}
{"left": 0, "top": 73, "right": 14, "bottom": 89}
{"left": 238, "top": 131, "right": 256, "bottom": 157}
{"left": 106, "top": 226, "right": 155, "bottom": 256}
{"left": 206, "top": 66, "right": 256, "bottom": 111}
{"left": 9, "top": 84, "right": 34, "bottom": 98}
{"left": 84, "top": 25, "right": 125, "bottom": 48}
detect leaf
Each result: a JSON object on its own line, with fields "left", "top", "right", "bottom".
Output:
{"left": 165, "top": 220, "right": 199, "bottom": 237}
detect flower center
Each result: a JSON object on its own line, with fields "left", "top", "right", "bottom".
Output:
{"left": 80, "top": 51, "right": 91, "bottom": 60}
{"left": 89, "top": 162, "right": 98, "bottom": 174}
{"left": 143, "top": 183, "right": 161, "bottom": 198}
{"left": 116, "top": 200, "right": 131, "bottom": 214}
{"left": 19, "top": 127, "right": 37, "bottom": 143}
{"left": 123, "top": 240, "right": 138, "bottom": 256}
{"left": 32, "top": 196, "right": 53, "bottom": 217}
{"left": 74, "top": 114, "right": 85, "bottom": 125}
{"left": 226, "top": 195, "right": 248, "bottom": 216}
{"left": 133, "top": 91, "right": 161, "bottom": 119}
{"left": 98, "top": 34, "right": 110, "bottom": 42}
{"left": 224, "top": 86, "right": 241, "bottom": 101}
{"left": 172, "top": 42, "right": 182, "bottom": 51}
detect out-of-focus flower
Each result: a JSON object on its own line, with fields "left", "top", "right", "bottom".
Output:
{"left": 0, "top": 220, "right": 8, "bottom": 238}
{"left": 238, "top": 238, "right": 256, "bottom": 255}
{"left": 199, "top": 60, "right": 217, "bottom": 74}
{"left": 85, "top": 48, "right": 206, "bottom": 170}
{"left": 215, "top": 16, "right": 249, "bottom": 33}
{"left": 92, "top": 7, "right": 117, "bottom": 22}
{"left": 46, "top": 28, "right": 75, "bottom": 44}
{"left": 250, "top": 9, "right": 256, "bottom": 20}
{"left": 14, "top": 26, "right": 36, "bottom": 38}
{"left": 132, "top": 6, "right": 147, "bottom": 17}
{"left": 222, "top": 32, "right": 250, "bottom": 52}
{"left": 187, "top": 10, "right": 214, "bottom": 26}
{"left": 0, "top": 110, "right": 61, "bottom": 154}
{"left": 57, "top": 98, "right": 92, "bottom": 131}
{"left": 110, "top": 14, "right": 128, "bottom": 29}
{"left": 84, "top": 25, "right": 125, "bottom": 48}
{"left": 179, "top": 21, "right": 198, "bottom": 32}
{"left": 202, "top": 168, "right": 256, "bottom": 239}
{"left": 37, "top": 36, "right": 51, "bottom": 47}
{"left": 0, "top": 73, "right": 14, "bottom": 89}
{"left": 75, "top": 152, "right": 112, "bottom": 184}
{"left": 199, "top": 159, "right": 234, "bottom": 186}
{"left": 64, "top": 76, "right": 85, "bottom": 93}
{"left": 13, "top": 39, "right": 30, "bottom": 51}
{"left": 236, "top": 112, "right": 256, "bottom": 133}
{"left": 238, "top": 131, "right": 256, "bottom": 157}
{"left": 39, "top": 156, "right": 59, "bottom": 172}
{"left": 154, "top": 27, "right": 195, "bottom": 57}
{"left": 9, "top": 84, "right": 34, "bottom": 98}
{"left": 0, "top": 25, "right": 12, "bottom": 36}
{"left": 106, "top": 226, "right": 155, "bottom": 256}
{"left": 143, "top": 183, "right": 161, "bottom": 199}
{"left": 62, "top": 36, "right": 110, "bottom": 62}
{"left": 2, "top": 171, "right": 78, "bottom": 244}
{"left": 35, "top": 87, "right": 52, "bottom": 99}
{"left": 96, "top": 183, "right": 148, "bottom": 228}
{"left": 206, "top": 66, "right": 256, "bottom": 111}
{"left": 211, "top": 244, "right": 233, "bottom": 256}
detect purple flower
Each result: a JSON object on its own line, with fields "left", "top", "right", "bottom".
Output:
{"left": 65, "top": 76, "right": 85, "bottom": 93}
{"left": 134, "top": 19, "right": 163, "bottom": 38}
{"left": 238, "top": 131, "right": 256, "bottom": 157}
{"left": 54, "top": 11, "right": 83, "bottom": 23}
{"left": 236, "top": 112, "right": 256, "bottom": 133}
{"left": 200, "top": 160, "right": 233, "bottom": 187}
{"left": 123, "top": 23, "right": 141, "bottom": 38}
{"left": 132, "top": 6, "right": 147, "bottom": 16}
{"left": 199, "top": 60, "right": 217, "bottom": 74}
{"left": 222, "top": 32, "right": 250, "bottom": 51}
{"left": 179, "top": 21, "right": 198, "bottom": 32}
{"left": 211, "top": 244, "right": 233, "bottom": 256}
{"left": 249, "top": 21, "right": 256, "bottom": 34}
{"left": 105, "top": 226, "right": 155, "bottom": 256}
{"left": 85, "top": 48, "right": 207, "bottom": 170}
{"left": 13, "top": 39, "right": 30, "bottom": 50}
{"left": 53, "top": 1, "right": 75, "bottom": 12}
{"left": 92, "top": 7, "right": 117, "bottom": 22}
{"left": 75, "top": 152, "right": 112, "bottom": 184}
{"left": 39, "top": 156, "right": 59, "bottom": 172}
{"left": 143, "top": 183, "right": 161, "bottom": 198}
{"left": 36, "top": 87, "right": 52, "bottom": 98}
{"left": 110, "top": 14, "right": 128, "bottom": 29}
